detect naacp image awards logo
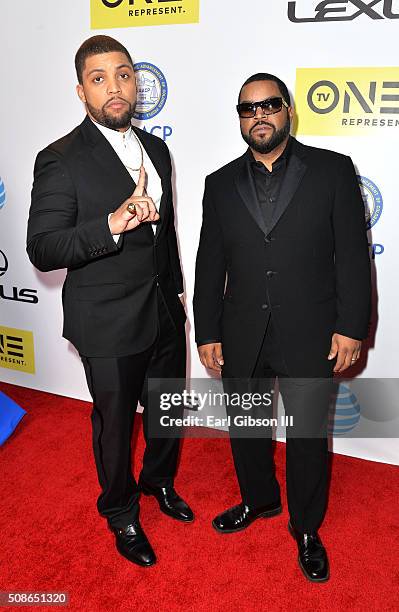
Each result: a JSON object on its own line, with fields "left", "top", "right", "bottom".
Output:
{"left": 133, "top": 62, "right": 168, "bottom": 121}
{"left": 357, "top": 176, "right": 383, "bottom": 229}
{"left": 0, "top": 176, "right": 6, "bottom": 210}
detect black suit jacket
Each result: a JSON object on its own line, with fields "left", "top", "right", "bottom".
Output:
{"left": 27, "top": 116, "right": 185, "bottom": 357}
{"left": 193, "top": 137, "right": 371, "bottom": 377}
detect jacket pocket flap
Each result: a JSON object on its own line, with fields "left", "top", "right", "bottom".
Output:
{"left": 76, "top": 283, "right": 126, "bottom": 301}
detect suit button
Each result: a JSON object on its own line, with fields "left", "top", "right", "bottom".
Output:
{"left": 266, "top": 270, "right": 276, "bottom": 278}
{"left": 261, "top": 304, "right": 268, "bottom": 310}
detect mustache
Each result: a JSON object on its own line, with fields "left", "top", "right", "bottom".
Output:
{"left": 250, "top": 120, "right": 275, "bottom": 134}
{"left": 104, "top": 96, "right": 132, "bottom": 108}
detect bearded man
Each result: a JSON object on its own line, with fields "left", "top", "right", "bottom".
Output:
{"left": 27, "top": 35, "right": 193, "bottom": 568}
{"left": 193, "top": 73, "right": 371, "bottom": 582}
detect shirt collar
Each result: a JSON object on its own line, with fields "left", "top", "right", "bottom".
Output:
{"left": 247, "top": 135, "right": 292, "bottom": 168}
{"left": 90, "top": 117, "right": 134, "bottom": 147}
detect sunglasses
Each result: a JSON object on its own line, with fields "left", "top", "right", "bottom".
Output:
{"left": 236, "top": 96, "right": 288, "bottom": 118}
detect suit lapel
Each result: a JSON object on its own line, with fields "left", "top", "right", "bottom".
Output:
{"left": 234, "top": 139, "right": 309, "bottom": 236}
{"left": 81, "top": 116, "right": 136, "bottom": 201}
{"left": 267, "top": 139, "right": 308, "bottom": 236}
{"left": 235, "top": 154, "right": 267, "bottom": 234}
{"left": 80, "top": 117, "right": 168, "bottom": 241}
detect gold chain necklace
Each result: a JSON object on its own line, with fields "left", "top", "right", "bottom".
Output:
{"left": 123, "top": 129, "right": 144, "bottom": 173}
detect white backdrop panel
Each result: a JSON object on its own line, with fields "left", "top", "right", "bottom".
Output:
{"left": 0, "top": 0, "right": 398, "bottom": 463}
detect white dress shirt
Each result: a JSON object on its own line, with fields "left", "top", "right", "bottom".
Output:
{"left": 91, "top": 119, "right": 183, "bottom": 297}
{"left": 92, "top": 119, "right": 162, "bottom": 236}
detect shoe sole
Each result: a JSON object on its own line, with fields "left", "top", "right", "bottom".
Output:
{"left": 212, "top": 506, "right": 282, "bottom": 534}
{"left": 141, "top": 488, "right": 195, "bottom": 523}
{"left": 288, "top": 522, "right": 330, "bottom": 583}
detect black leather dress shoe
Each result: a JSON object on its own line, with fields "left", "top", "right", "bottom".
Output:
{"left": 139, "top": 480, "right": 194, "bottom": 523}
{"left": 288, "top": 521, "right": 329, "bottom": 582}
{"left": 212, "top": 501, "right": 282, "bottom": 534}
{"left": 112, "top": 522, "right": 156, "bottom": 567}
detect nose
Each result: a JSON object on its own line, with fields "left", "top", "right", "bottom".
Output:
{"left": 107, "top": 78, "right": 121, "bottom": 95}
{"left": 254, "top": 104, "right": 267, "bottom": 119}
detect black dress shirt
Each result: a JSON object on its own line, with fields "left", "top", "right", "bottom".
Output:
{"left": 247, "top": 136, "right": 292, "bottom": 230}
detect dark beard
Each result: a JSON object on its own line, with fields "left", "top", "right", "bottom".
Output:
{"left": 241, "top": 115, "right": 291, "bottom": 154}
{"left": 87, "top": 99, "right": 134, "bottom": 130}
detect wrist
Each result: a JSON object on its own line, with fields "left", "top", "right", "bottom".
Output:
{"left": 108, "top": 212, "right": 123, "bottom": 238}
{"left": 108, "top": 213, "right": 120, "bottom": 235}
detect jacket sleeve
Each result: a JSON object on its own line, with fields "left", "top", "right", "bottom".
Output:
{"left": 333, "top": 155, "right": 371, "bottom": 340}
{"left": 167, "top": 203, "right": 184, "bottom": 294}
{"left": 193, "top": 176, "right": 227, "bottom": 346}
{"left": 27, "top": 148, "right": 119, "bottom": 272}
{"left": 163, "top": 148, "right": 184, "bottom": 294}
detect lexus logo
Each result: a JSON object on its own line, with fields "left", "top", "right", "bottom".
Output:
{"left": 288, "top": 0, "right": 399, "bottom": 22}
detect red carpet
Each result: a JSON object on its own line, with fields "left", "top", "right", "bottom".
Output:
{"left": 0, "top": 382, "right": 398, "bottom": 611}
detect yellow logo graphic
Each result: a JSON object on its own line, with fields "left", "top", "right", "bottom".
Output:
{"left": 91, "top": 0, "right": 199, "bottom": 29}
{"left": 0, "top": 326, "right": 35, "bottom": 374}
{"left": 295, "top": 67, "right": 399, "bottom": 135}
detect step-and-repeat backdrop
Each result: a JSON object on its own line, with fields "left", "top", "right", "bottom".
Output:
{"left": 1, "top": 0, "right": 398, "bottom": 464}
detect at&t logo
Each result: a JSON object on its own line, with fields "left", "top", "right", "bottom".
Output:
{"left": 0, "top": 177, "right": 6, "bottom": 210}
{"left": 329, "top": 383, "right": 360, "bottom": 436}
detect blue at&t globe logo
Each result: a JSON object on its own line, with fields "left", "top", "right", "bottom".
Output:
{"left": 0, "top": 177, "right": 6, "bottom": 210}
{"left": 329, "top": 383, "right": 361, "bottom": 436}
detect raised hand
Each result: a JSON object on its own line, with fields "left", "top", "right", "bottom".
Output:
{"left": 109, "top": 166, "right": 160, "bottom": 235}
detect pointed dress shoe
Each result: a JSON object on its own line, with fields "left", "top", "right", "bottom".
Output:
{"left": 212, "top": 501, "right": 282, "bottom": 534}
{"left": 112, "top": 522, "right": 156, "bottom": 567}
{"left": 288, "top": 521, "right": 329, "bottom": 582}
{"left": 139, "top": 480, "right": 194, "bottom": 523}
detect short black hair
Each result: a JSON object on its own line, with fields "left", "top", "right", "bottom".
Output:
{"left": 238, "top": 73, "right": 291, "bottom": 106}
{"left": 75, "top": 35, "right": 134, "bottom": 84}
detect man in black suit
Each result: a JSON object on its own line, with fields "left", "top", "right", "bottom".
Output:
{"left": 193, "top": 73, "right": 371, "bottom": 582}
{"left": 27, "top": 35, "right": 193, "bottom": 567}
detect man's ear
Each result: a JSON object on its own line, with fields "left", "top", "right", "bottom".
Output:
{"left": 76, "top": 84, "right": 86, "bottom": 104}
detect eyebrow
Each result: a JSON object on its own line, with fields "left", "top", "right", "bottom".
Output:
{"left": 87, "top": 64, "right": 133, "bottom": 76}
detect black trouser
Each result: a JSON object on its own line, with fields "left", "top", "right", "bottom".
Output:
{"left": 223, "top": 316, "right": 332, "bottom": 534}
{"left": 81, "top": 290, "right": 186, "bottom": 529}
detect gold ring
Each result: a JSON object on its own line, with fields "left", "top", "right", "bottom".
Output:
{"left": 127, "top": 202, "right": 136, "bottom": 215}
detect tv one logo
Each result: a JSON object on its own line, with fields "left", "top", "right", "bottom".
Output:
{"left": 288, "top": 0, "right": 399, "bottom": 22}
{"left": 0, "top": 325, "right": 35, "bottom": 374}
{"left": 295, "top": 67, "right": 399, "bottom": 135}
{"left": 91, "top": 0, "right": 199, "bottom": 29}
